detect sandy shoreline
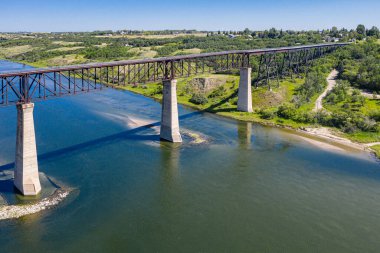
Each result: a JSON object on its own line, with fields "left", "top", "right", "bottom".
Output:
{"left": 0, "top": 171, "right": 73, "bottom": 221}
{"left": 0, "top": 189, "right": 71, "bottom": 220}
{"left": 297, "top": 127, "right": 379, "bottom": 157}
{"left": 97, "top": 105, "right": 379, "bottom": 159}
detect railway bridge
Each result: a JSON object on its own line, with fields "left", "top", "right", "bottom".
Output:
{"left": 0, "top": 43, "right": 348, "bottom": 195}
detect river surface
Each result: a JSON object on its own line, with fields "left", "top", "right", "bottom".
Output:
{"left": 0, "top": 61, "right": 379, "bottom": 253}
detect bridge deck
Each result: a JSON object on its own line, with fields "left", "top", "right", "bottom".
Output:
{"left": 0, "top": 43, "right": 348, "bottom": 106}
{"left": 0, "top": 43, "right": 349, "bottom": 78}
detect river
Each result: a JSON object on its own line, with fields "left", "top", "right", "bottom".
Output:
{"left": 0, "top": 61, "right": 379, "bottom": 253}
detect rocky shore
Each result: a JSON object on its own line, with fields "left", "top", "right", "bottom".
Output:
{"left": 0, "top": 189, "right": 70, "bottom": 220}
{"left": 0, "top": 171, "right": 72, "bottom": 221}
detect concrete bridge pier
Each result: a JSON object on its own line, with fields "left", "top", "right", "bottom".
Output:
{"left": 237, "top": 67, "right": 253, "bottom": 113}
{"left": 14, "top": 103, "right": 41, "bottom": 196}
{"left": 160, "top": 79, "right": 182, "bottom": 143}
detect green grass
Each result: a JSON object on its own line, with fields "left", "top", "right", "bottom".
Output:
{"left": 323, "top": 94, "right": 380, "bottom": 117}
{"left": 117, "top": 74, "right": 311, "bottom": 129}
{"left": 371, "top": 145, "right": 380, "bottom": 159}
{"left": 0, "top": 45, "right": 35, "bottom": 58}
{"left": 25, "top": 54, "right": 87, "bottom": 67}
{"left": 343, "top": 131, "right": 380, "bottom": 143}
{"left": 321, "top": 90, "right": 380, "bottom": 143}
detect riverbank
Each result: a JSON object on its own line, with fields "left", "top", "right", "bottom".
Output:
{"left": 115, "top": 77, "right": 380, "bottom": 160}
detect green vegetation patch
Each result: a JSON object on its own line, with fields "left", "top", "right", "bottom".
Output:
{"left": 371, "top": 145, "right": 380, "bottom": 158}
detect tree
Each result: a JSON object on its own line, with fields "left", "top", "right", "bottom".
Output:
{"left": 367, "top": 26, "right": 380, "bottom": 38}
{"left": 268, "top": 28, "right": 278, "bottom": 39}
{"left": 331, "top": 26, "right": 338, "bottom": 37}
{"left": 243, "top": 28, "right": 251, "bottom": 35}
{"left": 356, "top": 24, "right": 366, "bottom": 35}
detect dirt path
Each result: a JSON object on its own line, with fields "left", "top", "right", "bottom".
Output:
{"left": 359, "top": 90, "right": 380, "bottom": 99}
{"left": 364, "top": 142, "right": 380, "bottom": 147}
{"left": 313, "top": 69, "right": 338, "bottom": 111}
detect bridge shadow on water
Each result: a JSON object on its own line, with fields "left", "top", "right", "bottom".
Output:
{"left": 0, "top": 179, "right": 14, "bottom": 194}
{"left": 0, "top": 111, "right": 203, "bottom": 173}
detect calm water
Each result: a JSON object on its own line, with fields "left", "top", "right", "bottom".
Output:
{"left": 0, "top": 61, "right": 379, "bottom": 253}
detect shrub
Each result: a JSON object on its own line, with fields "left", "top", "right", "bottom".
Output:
{"left": 259, "top": 108, "right": 277, "bottom": 119}
{"left": 190, "top": 93, "right": 208, "bottom": 105}
{"left": 292, "top": 72, "right": 325, "bottom": 106}
{"left": 369, "top": 111, "right": 380, "bottom": 122}
{"left": 277, "top": 103, "right": 296, "bottom": 119}
{"left": 208, "top": 86, "right": 226, "bottom": 98}
{"left": 325, "top": 80, "right": 350, "bottom": 104}
{"left": 294, "top": 111, "right": 315, "bottom": 123}
{"left": 228, "top": 97, "right": 238, "bottom": 105}
{"left": 149, "top": 85, "right": 163, "bottom": 96}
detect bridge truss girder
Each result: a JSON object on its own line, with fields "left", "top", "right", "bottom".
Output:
{"left": 0, "top": 44, "right": 346, "bottom": 106}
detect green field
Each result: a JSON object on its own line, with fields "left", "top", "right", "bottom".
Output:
{"left": 371, "top": 145, "right": 380, "bottom": 158}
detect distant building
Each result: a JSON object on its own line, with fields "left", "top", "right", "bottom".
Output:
{"left": 324, "top": 36, "right": 340, "bottom": 42}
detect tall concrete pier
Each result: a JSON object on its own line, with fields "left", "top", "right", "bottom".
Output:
{"left": 14, "top": 103, "right": 41, "bottom": 196}
{"left": 160, "top": 79, "right": 182, "bottom": 143}
{"left": 237, "top": 67, "right": 253, "bottom": 112}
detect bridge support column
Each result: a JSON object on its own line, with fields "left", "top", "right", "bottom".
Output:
{"left": 14, "top": 103, "right": 41, "bottom": 196}
{"left": 237, "top": 67, "right": 253, "bottom": 112}
{"left": 160, "top": 79, "right": 182, "bottom": 143}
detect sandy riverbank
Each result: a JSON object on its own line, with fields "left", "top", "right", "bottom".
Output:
{"left": 0, "top": 189, "right": 71, "bottom": 220}
{"left": 0, "top": 171, "right": 72, "bottom": 221}
{"left": 297, "top": 127, "right": 379, "bottom": 158}
{"left": 97, "top": 111, "right": 209, "bottom": 145}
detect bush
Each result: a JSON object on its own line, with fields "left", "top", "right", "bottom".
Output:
{"left": 292, "top": 72, "right": 325, "bottom": 106}
{"left": 293, "top": 111, "right": 315, "bottom": 123}
{"left": 314, "top": 110, "right": 332, "bottom": 125}
{"left": 369, "top": 111, "right": 380, "bottom": 122}
{"left": 277, "top": 103, "right": 296, "bottom": 119}
{"left": 149, "top": 85, "right": 163, "bottom": 96}
{"left": 259, "top": 108, "right": 277, "bottom": 119}
{"left": 190, "top": 93, "right": 208, "bottom": 105}
{"left": 325, "top": 80, "right": 350, "bottom": 104}
{"left": 208, "top": 86, "right": 226, "bottom": 98}
{"left": 228, "top": 97, "right": 238, "bottom": 105}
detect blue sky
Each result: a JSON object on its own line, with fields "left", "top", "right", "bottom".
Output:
{"left": 1, "top": 0, "right": 379, "bottom": 32}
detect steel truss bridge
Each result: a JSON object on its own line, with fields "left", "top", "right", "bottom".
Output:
{"left": 0, "top": 43, "right": 348, "bottom": 106}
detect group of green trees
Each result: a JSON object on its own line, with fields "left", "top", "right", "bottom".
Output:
{"left": 210, "top": 24, "right": 379, "bottom": 41}
{"left": 292, "top": 72, "right": 326, "bottom": 107}
{"left": 260, "top": 41, "right": 380, "bottom": 135}
{"left": 0, "top": 31, "right": 329, "bottom": 63}
{"left": 336, "top": 41, "right": 380, "bottom": 91}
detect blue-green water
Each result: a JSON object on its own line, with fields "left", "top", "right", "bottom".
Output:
{"left": 0, "top": 61, "right": 379, "bottom": 253}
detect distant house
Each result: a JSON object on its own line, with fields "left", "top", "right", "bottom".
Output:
{"left": 324, "top": 36, "right": 340, "bottom": 42}
{"left": 228, "top": 34, "right": 237, "bottom": 39}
